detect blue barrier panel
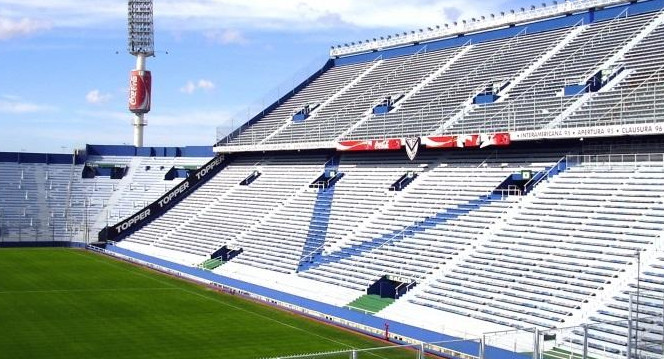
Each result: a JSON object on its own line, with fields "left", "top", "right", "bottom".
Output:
{"left": 136, "top": 147, "right": 152, "bottom": 156}
{"left": 564, "top": 84, "right": 588, "bottom": 97}
{"left": 182, "top": 146, "right": 214, "bottom": 157}
{"left": 0, "top": 152, "right": 19, "bottom": 162}
{"left": 335, "top": 0, "right": 664, "bottom": 66}
{"left": 293, "top": 112, "right": 308, "bottom": 123}
{"left": 372, "top": 104, "right": 392, "bottom": 114}
{"left": 474, "top": 93, "right": 498, "bottom": 105}
{"left": 86, "top": 144, "right": 136, "bottom": 157}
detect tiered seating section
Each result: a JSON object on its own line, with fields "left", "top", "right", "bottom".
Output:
{"left": 563, "top": 18, "right": 664, "bottom": 128}
{"left": 563, "top": 164, "right": 664, "bottom": 358}
{"left": 0, "top": 155, "right": 209, "bottom": 243}
{"left": 110, "top": 145, "right": 664, "bottom": 359}
{"left": 220, "top": 62, "right": 373, "bottom": 146}
{"left": 451, "top": 12, "right": 660, "bottom": 133}
{"left": 298, "top": 153, "right": 531, "bottom": 290}
{"left": 408, "top": 163, "right": 664, "bottom": 331}
{"left": 121, "top": 153, "right": 329, "bottom": 265}
{"left": 349, "top": 27, "right": 571, "bottom": 138}
{"left": 266, "top": 46, "right": 459, "bottom": 143}
{"left": 216, "top": 6, "right": 664, "bottom": 148}
{"left": 4, "top": 143, "right": 664, "bottom": 358}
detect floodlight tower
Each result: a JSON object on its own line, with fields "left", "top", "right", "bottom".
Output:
{"left": 127, "top": 0, "right": 154, "bottom": 147}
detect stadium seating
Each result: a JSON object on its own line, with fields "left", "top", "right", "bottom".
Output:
{"left": 215, "top": 7, "right": 664, "bottom": 148}
{"left": 377, "top": 160, "right": 664, "bottom": 339}
{"left": 119, "top": 153, "right": 329, "bottom": 265}
{"left": 231, "top": 152, "right": 439, "bottom": 273}
{"left": 297, "top": 154, "right": 540, "bottom": 290}
{"left": 346, "top": 27, "right": 573, "bottom": 139}
{"left": 220, "top": 62, "right": 376, "bottom": 146}
{"left": 562, "top": 19, "right": 664, "bottom": 128}
{"left": 573, "top": 254, "right": 664, "bottom": 357}
{"left": 266, "top": 46, "right": 461, "bottom": 143}
{"left": 448, "top": 11, "right": 663, "bottom": 134}
{"left": 0, "top": 154, "right": 209, "bottom": 243}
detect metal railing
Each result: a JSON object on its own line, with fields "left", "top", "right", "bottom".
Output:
{"left": 216, "top": 53, "right": 343, "bottom": 144}
{"left": 258, "top": 338, "right": 480, "bottom": 359}
{"left": 566, "top": 152, "right": 664, "bottom": 167}
{"left": 572, "top": 7, "right": 664, "bottom": 86}
{"left": 346, "top": 40, "right": 472, "bottom": 139}
{"left": 473, "top": 7, "right": 633, "bottom": 133}
{"left": 330, "top": 0, "right": 632, "bottom": 57}
{"left": 565, "top": 64, "right": 664, "bottom": 129}
{"left": 217, "top": 55, "right": 385, "bottom": 147}
{"left": 430, "top": 19, "right": 585, "bottom": 135}
{"left": 523, "top": 156, "right": 568, "bottom": 192}
{"left": 397, "top": 27, "right": 529, "bottom": 134}
{"left": 299, "top": 45, "right": 431, "bottom": 141}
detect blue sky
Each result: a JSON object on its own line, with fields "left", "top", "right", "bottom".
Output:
{"left": 0, "top": 0, "right": 533, "bottom": 153}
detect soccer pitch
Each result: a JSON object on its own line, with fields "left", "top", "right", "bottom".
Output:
{"left": 0, "top": 248, "right": 420, "bottom": 359}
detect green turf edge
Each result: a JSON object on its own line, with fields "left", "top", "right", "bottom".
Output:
{"left": 0, "top": 248, "right": 422, "bottom": 359}
{"left": 346, "top": 294, "right": 396, "bottom": 314}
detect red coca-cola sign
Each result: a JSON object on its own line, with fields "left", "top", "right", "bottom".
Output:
{"left": 128, "top": 70, "right": 151, "bottom": 114}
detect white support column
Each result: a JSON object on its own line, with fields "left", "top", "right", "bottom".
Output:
{"left": 582, "top": 325, "right": 588, "bottom": 359}
{"left": 136, "top": 54, "right": 146, "bottom": 71}
{"left": 479, "top": 335, "right": 486, "bottom": 359}
{"left": 628, "top": 294, "right": 634, "bottom": 359}
{"left": 133, "top": 114, "right": 145, "bottom": 147}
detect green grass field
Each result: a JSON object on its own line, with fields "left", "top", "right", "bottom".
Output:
{"left": 347, "top": 294, "right": 395, "bottom": 313}
{"left": 0, "top": 249, "right": 421, "bottom": 359}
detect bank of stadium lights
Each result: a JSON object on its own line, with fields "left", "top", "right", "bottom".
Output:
{"left": 128, "top": 0, "right": 154, "bottom": 56}
{"left": 329, "top": 0, "right": 631, "bottom": 57}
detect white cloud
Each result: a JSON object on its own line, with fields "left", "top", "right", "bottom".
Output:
{"left": 204, "top": 29, "right": 248, "bottom": 45}
{"left": 0, "top": 1, "right": 497, "bottom": 32}
{"left": 85, "top": 89, "right": 112, "bottom": 105}
{"left": 180, "top": 79, "right": 216, "bottom": 94}
{"left": 0, "top": 17, "right": 51, "bottom": 40}
{"left": 0, "top": 97, "right": 56, "bottom": 114}
{"left": 180, "top": 81, "right": 196, "bottom": 94}
{"left": 197, "top": 79, "right": 215, "bottom": 91}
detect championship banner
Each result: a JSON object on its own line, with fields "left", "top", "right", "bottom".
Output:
{"left": 480, "top": 132, "right": 511, "bottom": 148}
{"left": 510, "top": 123, "right": 664, "bottom": 141}
{"left": 420, "top": 135, "right": 458, "bottom": 148}
{"left": 421, "top": 133, "right": 510, "bottom": 149}
{"left": 457, "top": 134, "right": 481, "bottom": 148}
{"left": 336, "top": 139, "right": 402, "bottom": 151}
{"left": 338, "top": 132, "right": 511, "bottom": 152}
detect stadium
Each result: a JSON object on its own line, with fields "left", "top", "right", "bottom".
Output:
{"left": 1, "top": 0, "right": 664, "bottom": 358}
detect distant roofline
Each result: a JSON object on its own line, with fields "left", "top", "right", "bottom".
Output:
{"left": 330, "top": 0, "right": 631, "bottom": 57}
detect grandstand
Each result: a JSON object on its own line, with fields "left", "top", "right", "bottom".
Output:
{"left": 0, "top": 145, "right": 212, "bottom": 244}
{"left": 3, "top": 0, "right": 664, "bottom": 358}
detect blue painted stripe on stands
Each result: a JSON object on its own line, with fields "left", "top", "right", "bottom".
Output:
{"left": 300, "top": 186, "right": 336, "bottom": 264}
{"left": 104, "top": 245, "right": 526, "bottom": 359}
{"left": 299, "top": 154, "right": 341, "bottom": 268}
{"left": 302, "top": 196, "right": 495, "bottom": 272}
